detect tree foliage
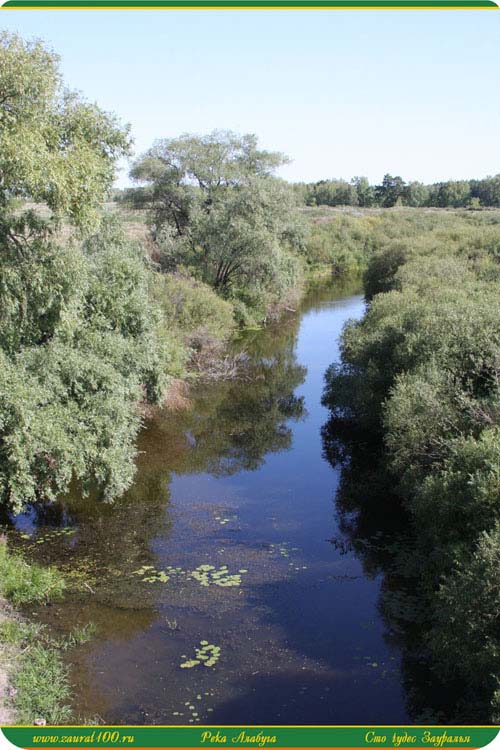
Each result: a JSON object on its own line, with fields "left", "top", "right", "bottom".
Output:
{"left": 0, "top": 31, "right": 130, "bottom": 229}
{"left": 299, "top": 173, "right": 500, "bottom": 209}
{"left": 0, "top": 33, "right": 168, "bottom": 512}
{"left": 129, "top": 130, "right": 305, "bottom": 322}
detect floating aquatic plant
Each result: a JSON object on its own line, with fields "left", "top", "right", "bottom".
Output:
{"left": 189, "top": 564, "right": 245, "bottom": 588}
{"left": 131, "top": 561, "right": 246, "bottom": 588}
{"left": 132, "top": 566, "right": 170, "bottom": 583}
{"left": 180, "top": 641, "right": 221, "bottom": 669}
{"left": 132, "top": 563, "right": 188, "bottom": 584}
{"left": 25, "top": 528, "right": 78, "bottom": 545}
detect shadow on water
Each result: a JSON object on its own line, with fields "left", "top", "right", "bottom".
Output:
{"left": 3, "top": 275, "right": 428, "bottom": 725}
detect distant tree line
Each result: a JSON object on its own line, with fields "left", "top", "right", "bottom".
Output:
{"left": 293, "top": 173, "right": 500, "bottom": 209}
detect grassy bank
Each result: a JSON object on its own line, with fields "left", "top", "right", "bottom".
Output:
{"left": 0, "top": 539, "right": 72, "bottom": 725}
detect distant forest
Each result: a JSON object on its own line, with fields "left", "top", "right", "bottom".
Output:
{"left": 291, "top": 174, "right": 500, "bottom": 209}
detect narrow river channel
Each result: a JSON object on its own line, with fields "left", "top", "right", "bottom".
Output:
{"left": 10, "top": 278, "right": 411, "bottom": 725}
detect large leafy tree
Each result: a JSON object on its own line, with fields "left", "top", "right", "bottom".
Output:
{"left": 429, "top": 180, "right": 471, "bottom": 208}
{"left": 129, "top": 131, "right": 305, "bottom": 320}
{"left": 351, "top": 176, "right": 374, "bottom": 207}
{"left": 0, "top": 33, "right": 167, "bottom": 513}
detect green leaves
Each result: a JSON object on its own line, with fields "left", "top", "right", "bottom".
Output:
{"left": 132, "top": 565, "right": 172, "bottom": 584}
{"left": 0, "top": 212, "right": 86, "bottom": 355}
{"left": 0, "top": 218, "right": 169, "bottom": 513}
{"left": 0, "top": 32, "right": 130, "bottom": 232}
{"left": 0, "top": 34, "right": 166, "bottom": 513}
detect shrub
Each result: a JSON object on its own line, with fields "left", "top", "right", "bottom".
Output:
{"left": 154, "top": 273, "right": 235, "bottom": 349}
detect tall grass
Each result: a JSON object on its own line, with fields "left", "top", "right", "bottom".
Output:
{"left": 0, "top": 539, "right": 71, "bottom": 724}
{"left": 0, "top": 538, "right": 65, "bottom": 605}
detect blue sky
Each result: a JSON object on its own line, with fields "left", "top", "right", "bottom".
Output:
{"left": 1, "top": 10, "right": 498, "bottom": 185}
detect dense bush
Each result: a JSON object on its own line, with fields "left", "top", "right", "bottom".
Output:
{"left": 303, "top": 208, "right": 500, "bottom": 281}
{"left": 0, "top": 220, "right": 170, "bottom": 512}
{"left": 322, "top": 209, "right": 500, "bottom": 721}
{"left": 153, "top": 273, "right": 236, "bottom": 368}
{"left": 430, "top": 523, "right": 500, "bottom": 704}
{"left": 304, "top": 214, "right": 377, "bottom": 273}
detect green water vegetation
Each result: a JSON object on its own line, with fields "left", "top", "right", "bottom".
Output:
{"left": 173, "top": 691, "right": 215, "bottom": 722}
{"left": 134, "top": 567, "right": 171, "bottom": 584}
{"left": 180, "top": 642, "right": 221, "bottom": 669}
{"left": 322, "top": 209, "right": 500, "bottom": 722}
{"left": 130, "top": 561, "right": 246, "bottom": 588}
{"left": 190, "top": 564, "right": 246, "bottom": 588}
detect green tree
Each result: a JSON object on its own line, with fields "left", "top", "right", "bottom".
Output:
{"left": 130, "top": 130, "right": 305, "bottom": 321}
{"left": 0, "top": 31, "right": 130, "bottom": 229}
{"left": 404, "top": 181, "right": 429, "bottom": 207}
{"left": 375, "top": 174, "right": 407, "bottom": 207}
{"left": 0, "top": 33, "right": 168, "bottom": 513}
{"left": 351, "top": 176, "right": 374, "bottom": 207}
{"left": 310, "top": 179, "right": 358, "bottom": 207}
{"left": 432, "top": 180, "right": 471, "bottom": 208}
{"left": 471, "top": 175, "right": 500, "bottom": 207}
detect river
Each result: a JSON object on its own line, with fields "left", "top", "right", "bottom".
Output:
{"left": 10, "top": 278, "right": 411, "bottom": 725}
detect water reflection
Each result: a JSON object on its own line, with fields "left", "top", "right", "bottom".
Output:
{"left": 5, "top": 277, "right": 412, "bottom": 725}
{"left": 148, "top": 344, "right": 307, "bottom": 478}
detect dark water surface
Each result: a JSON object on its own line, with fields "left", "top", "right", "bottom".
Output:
{"left": 11, "top": 279, "right": 411, "bottom": 725}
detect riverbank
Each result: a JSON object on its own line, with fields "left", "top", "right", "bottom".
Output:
{"left": 0, "top": 540, "right": 71, "bottom": 725}
{"left": 154, "top": 264, "right": 343, "bottom": 409}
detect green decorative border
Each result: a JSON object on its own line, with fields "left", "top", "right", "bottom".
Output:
{"left": 0, "top": 1, "right": 497, "bottom": 746}
{"left": 2, "top": 726, "right": 499, "bottom": 749}
{"left": 0, "top": 0, "right": 498, "bottom": 7}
